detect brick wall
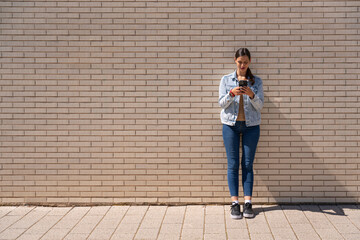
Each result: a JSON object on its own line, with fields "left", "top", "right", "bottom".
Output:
{"left": 1, "top": 0, "right": 359, "bottom": 205}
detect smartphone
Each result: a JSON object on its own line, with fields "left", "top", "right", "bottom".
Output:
{"left": 238, "top": 80, "right": 248, "bottom": 87}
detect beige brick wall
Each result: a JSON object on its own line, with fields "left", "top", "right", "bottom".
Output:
{"left": 1, "top": 0, "right": 359, "bottom": 205}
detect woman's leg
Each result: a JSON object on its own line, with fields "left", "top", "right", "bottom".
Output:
{"left": 241, "top": 125, "right": 260, "bottom": 198}
{"left": 222, "top": 124, "right": 241, "bottom": 199}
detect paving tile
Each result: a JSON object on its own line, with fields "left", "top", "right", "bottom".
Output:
{"left": 180, "top": 228, "right": 204, "bottom": 240}
{"left": 284, "top": 212, "right": 310, "bottom": 224}
{"left": 52, "top": 207, "right": 90, "bottom": 229}
{"left": 46, "top": 207, "right": 72, "bottom": 216}
{"left": 87, "top": 206, "right": 111, "bottom": 215}
{"left": 6, "top": 207, "right": 50, "bottom": 229}
{"left": 104, "top": 206, "right": 129, "bottom": 219}
{"left": 0, "top": 207, "right": 51, "bottom": 240}
{"left": 114, "top": 223, "right": 139, "bottom": 234}
{"left": 162, "top": 213, "right": 184, "bottom": 224}
{"left": 158, "top": 223, "right": 182, "bottom": 235}
{"left": 205, "top": 205, "right": 224, "bottom": 215}
{"left": 157, "top": 233, "right": 182, "bottom": 240}
{"left": 0, "top": 215, "right": 24, "bottom": 232}
{"left": 6, "top": 206, "right": 34, "bottom": 216}
{"left": 94, "top": 218, "right": 123, "bottom": 229}
{"left": 17, "top": 233, "right": 43, "bottom": 240}
{"left": 63, "top": 233, "right": 90, "bottom": 240}
{"left": 146, "top": 206, "right": 167, "bottom": 216}
{"left": 226, "top": 228, "right": 250, "bottom": 239}
{"left": 291, "top": 223, "right": 317, "bottom": 234}
{"left": 342, "top": 233, "right": 360, "bottom": 240}
{"left": 0, "top": 207, "right": 16, "bottom": 218}
{"left": 120, "top": 214, "right": 144, "bottom": 224}
{"left": 165, "top": 206, "right": 186, "bottom": 215}
{"left": 308, "top": 219, "right": 335, "bottom": 229}
{"left": 110, "top": 233, "right": 134, "bottom": 240}
{"left": 249, "top": 233, "right": 274, "bottom": 240}
{"left": 134, "top": 228, "right": 159, "bottom": 240}
{"left": 205, "top": 214, "right": 225, "bottom": 224}
{"left": 246, "top": 215, "right": 271, "bottom": 234}
{"left": 126, "top": 206, "right": 149, "bottom": 215}
{"left": 67, "top": 215, "right": 104, "bottom": 234}
{"left": 263, "top": 207, "right": 291, "bottom": 229}
{"left": 293, "top": 232, "right": 321, "bottom": 240}
{"left": 185, "top": 205, "right": 205, "bottom": 217}
{"left": 18, "top": 215, "right": 63, "bottom": 235}
{"left": 40, "top": 228, "right": 72, "bottom": 240}
{"left": 204, "top": 223, "right": 225, "bottom": 234}
{"left": 224, "top": 206, "right": 247, "bottom": 229}
{"left": 271, "top": 228, "right": 297, "bottom": 240}
{"left": 314, "top": 228, "right": 343, "bottom": 239}
{"left": 87, "top": 228, "right": 116, "bottom": 240}
{"left": 182, "top": 206, "right": 205, "bottom": 229}
{"left": 339, "top": 205, "right": 360, "bottom": 217}
{"left": 0, "top": 228, "right": 27, "bottom": 240}
{"left": 204, "top": 233, "right": 227, "bottom": 239}
{"left": 138, "top": 218, "right": 163, "bottom": 229}
{"left": 334, "top": 223, "right": 360, "bottom": 234}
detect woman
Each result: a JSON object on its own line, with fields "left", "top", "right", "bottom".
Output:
{"left": 218, "top": 48, "right": 264, "bottom": 219}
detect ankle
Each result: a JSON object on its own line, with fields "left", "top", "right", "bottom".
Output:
{"left": 245, "top": 199, "right": 251, "bottom": 204}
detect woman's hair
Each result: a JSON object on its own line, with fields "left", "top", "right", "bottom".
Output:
{"left": 235, "top": 48, "right": 255, "bottom": 85}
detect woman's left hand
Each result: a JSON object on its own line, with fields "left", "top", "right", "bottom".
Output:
{"left": 240, "top": 86, "right": 255, "bottom": 99}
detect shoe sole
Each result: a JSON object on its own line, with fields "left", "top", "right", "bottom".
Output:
{"left": 243, "top": 213, "right": 254, "bottom": 218}
{"left": 231, "top": 214, "right": 243, "bottom": 219}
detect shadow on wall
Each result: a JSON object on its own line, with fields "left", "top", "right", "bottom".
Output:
{"left": 253, "top": 96, "right": 358, "bottom": 204}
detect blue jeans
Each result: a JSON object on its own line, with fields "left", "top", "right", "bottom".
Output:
{"left": 222, "top": 121, "right": 260, "bottom": 197}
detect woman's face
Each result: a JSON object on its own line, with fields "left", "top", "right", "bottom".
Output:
{"left": 234, "top": 55, "right": 251, "bottom": 75}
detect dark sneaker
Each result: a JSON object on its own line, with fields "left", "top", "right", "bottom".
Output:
{"left": 243, "top": 202, "right": 255, "bottom": 218}
{"left": 230, "top": 203, "right": 243, "bottom": 219}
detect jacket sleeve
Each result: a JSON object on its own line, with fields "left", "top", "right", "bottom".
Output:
{"left": 249, "top": 77, "right": 264, "bottom": 112}
{"left": 218, "top": 76, "right": 235, "bottom": 109}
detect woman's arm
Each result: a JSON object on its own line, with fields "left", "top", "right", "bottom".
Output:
{"left": 218, "top": 76, "right": 235, "bottom": 109}
{"left": 249, "top": 78, "right": 264, "bottom": 112}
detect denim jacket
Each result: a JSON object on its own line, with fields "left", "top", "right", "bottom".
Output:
{"left": 219, "top": 70, "right": 264, "bottom": 127}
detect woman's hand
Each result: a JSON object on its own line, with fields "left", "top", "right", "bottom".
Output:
{"left": 240, "top": 86, "right": 255, "bottom": 99}
{"left": 230, "top": 87, "right": 242, "bottom": 96}
{"left": 231, "top": 86, "right": 255, "bottom": 99}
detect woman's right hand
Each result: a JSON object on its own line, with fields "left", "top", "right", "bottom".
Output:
{"left": 230, "top": 87, "right": 242, "bottom": 96}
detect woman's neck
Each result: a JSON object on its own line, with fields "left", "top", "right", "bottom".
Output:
{"left": 237, "top": 70, "right": 246, "bottom": 78}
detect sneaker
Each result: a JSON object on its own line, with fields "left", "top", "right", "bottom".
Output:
{"left": 243, "top": 202, "right": 255, "bottom": 218}
{"left": 230, "top": 203, "right": 243, "bottom": 219}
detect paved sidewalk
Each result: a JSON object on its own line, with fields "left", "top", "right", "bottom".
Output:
{"left": 0, "top": 204, "right": 359, "bottom": 240}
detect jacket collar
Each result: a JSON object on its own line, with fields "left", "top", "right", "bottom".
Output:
{"left": 231, "top": 70, "right": 237, "bottom": 81}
